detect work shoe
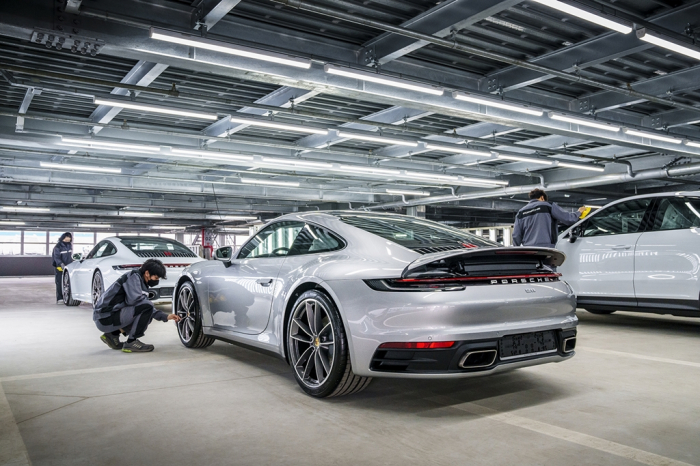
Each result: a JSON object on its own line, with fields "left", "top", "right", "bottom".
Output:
{"left": 122, "top": 339, "right": 154, "bottom": 353}
{"left": 100, "top": 333, "right": 123, "bottom": 350}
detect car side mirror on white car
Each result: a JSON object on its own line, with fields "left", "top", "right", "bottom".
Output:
{"left": 72, "top": 253, "right": 83, "bottom": 261}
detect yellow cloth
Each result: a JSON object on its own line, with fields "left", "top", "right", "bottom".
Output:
{"left": 56, "top": 267, "right": 63, "bottom": 272}
{"left": 579, "top": 207, "right": 592, "bottom": 219}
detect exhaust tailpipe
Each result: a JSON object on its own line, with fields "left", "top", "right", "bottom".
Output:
{"left": 563, "top": 336, "right": 576, "bottom": 353}
{"left": 459, "top": 349, "right": 497, "bottom": 369}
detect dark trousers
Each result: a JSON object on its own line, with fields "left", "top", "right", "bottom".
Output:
{"left": 55, "top": 269, "right": 63, "bottom": 301}
{"left": 96, "top": 304, "right": 155, "bottom": 340}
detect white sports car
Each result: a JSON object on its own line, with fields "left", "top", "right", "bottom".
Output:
{"left": 62, "top": 236, "right": 204, "bottom": 307}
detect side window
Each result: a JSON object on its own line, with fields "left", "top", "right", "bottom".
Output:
{"left": 652, "top": 197, "right": 700, "bottom": 231}
{"left": 237, "top": 222, "right": 305, "bottom": 259}
{"left": 289, "top": 224, "right": 345, "bottom": 256}
{"left": 86, "top": 241, "right": 106, "bottom": 259}
{"left": 582, "top": 199, "right": 652, "bottom": 237}
{"left": 92, "top": 242, "right": 111, "bottom": 259}
{"left": 101, "top": 241, "right": 117, "bottom": 258}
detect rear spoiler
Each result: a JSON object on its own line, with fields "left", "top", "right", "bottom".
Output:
{"left": 401, "top": 247, "right": 566, "bottom": 279}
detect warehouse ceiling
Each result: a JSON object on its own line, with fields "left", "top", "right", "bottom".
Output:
{"left": 1, "top": 0, "right": 700, "bottom": 232}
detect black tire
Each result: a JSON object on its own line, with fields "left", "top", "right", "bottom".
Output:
{"left": 62, "top": 272, "right": 80, "bottom": 306}
{"left": 287, "top": 290, "right": 371, "bottom": 398}
{"left": 92, "top": 270, "right": 104, "bottom": 309}
{"left": 584, "top": 309, "right": 616, "bottom": 315}
{"left": 175, "top": 281, "right": 215, "bottom": 349}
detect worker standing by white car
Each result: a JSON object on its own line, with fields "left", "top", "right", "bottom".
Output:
{"left": 513, "top": 189, "right": 585, "bottom": 248}
{"left": 52, "top": 232, "right": 73, "bottom": 303}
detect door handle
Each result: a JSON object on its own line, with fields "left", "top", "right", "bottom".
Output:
{"left": 257, "top": 279, "right": 273, "bottom": 287}
{"left": 611, "top": 245, "right": 632, "bottom": 250}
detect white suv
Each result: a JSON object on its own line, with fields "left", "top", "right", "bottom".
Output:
{"left": 557, "top": 192, "right": 700, "bottom": 317}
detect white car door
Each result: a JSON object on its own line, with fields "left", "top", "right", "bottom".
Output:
{"left": 634, "top": 195, "right": 700, "bottom": 309}
{"left": 557, "top": 198, "right": 653, "bottom": 307}
{"left": 72, "top": 241, "right": 110, "bottom": 300}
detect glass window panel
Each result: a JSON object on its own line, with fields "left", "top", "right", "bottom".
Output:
{"left": 118, "top": 237, "right": 197, "bottom": 258}
{"left": 289, "top": 224, "right": 345, "bottom": 255}
{"left": 24, "top": 244, "right": 48, "bottom": 255}
{"left": 24, "top": 231, "right": 47, "bottom": 243}
{"left": 238, "top": 222, "right": 304, "bottom": 259}
{"left": 50, "top": 231, "right": 71, "bottom": 243}
{"left": 652, "top": 197, "right": 700, "bottom": 231}
{"left": 582, "top": 199, "right": 652, "bottom": 237}
{"left": 73, "top": 232, "right": 94, "bottom": 243}
{"left": 0, "top": 231, "right": 22, "bottom": 242}
{"left": 96, "top": 233, "right": 113, "bottom": 242}
{"left": 76, "top": 244, "right": 94, "bottom": 256}
{"left": 0, "top": 243, "right": 21, "bottom": 255}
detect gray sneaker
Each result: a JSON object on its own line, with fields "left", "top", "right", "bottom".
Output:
{"left": 100, "top": 333, "right": 123, "bottom": 350}
{"left": 122, "top": 339, "right": 154, "bottom": 353}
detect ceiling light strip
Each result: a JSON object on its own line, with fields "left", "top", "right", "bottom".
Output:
{"left": 93, "top": 98, "right": 218, "bottom": 120}
{"left": 623, "top": 128, "right": 683, "bottom": 144}
{"left": 637, "top": 28, "right": 700, "bottom": 61}
{"left": 453, "top": 92, "right": 544, "bottom": 116}
{"left": 530, "top": 0, "right": 632, "bottom": 34}
{"left": 336, "top": 132, "right": 418, "bottom": 147}
{"left": 229, "top": 117, "right": 328, "bottom": 135}
{"left": 386, "top": 189, "right": 431, "bottom": 196}
{"left": 60, "top": 138, "right": 162, "bottom": 153}
{"left": 324, "top": 65, "right": 444, "bottom": 96}
{"left": 40, "top": 162, "right": 122, "bottom": 174}
{"left": 239, "top": 178, "right": 300, "bottom": 187}
{"left": 548, "top": 113, "right": 621, "bottom": 132}
{"left": 150, "top": 28, "right": 312, "bottom": 69}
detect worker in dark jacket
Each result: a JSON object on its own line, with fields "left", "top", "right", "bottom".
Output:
{"left": 513, "top": 189, "right": 585, "bottom": 248}
{"left": 52, "top": 232, "right": 73, "bottom": 303}
{"left": 93, "top": 259, "right": 180, "bottom": 353}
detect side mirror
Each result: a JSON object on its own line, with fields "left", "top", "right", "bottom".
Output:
{"left": 72, "top": 253, "right": 83, "bottom": 261}
{"left": 214, "top": 246, "right": 233, "bottom": 262}
{"left": 568, "top": 234, "right": 577, "bottom": 243}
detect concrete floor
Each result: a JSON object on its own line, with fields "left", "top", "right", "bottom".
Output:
{"left": 1, "top": 277, "right": 699, "bottom": 466}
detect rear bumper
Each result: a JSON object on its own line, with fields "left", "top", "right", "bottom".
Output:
{"left": 323, "top": 279, "right": 578, "bottom": 378}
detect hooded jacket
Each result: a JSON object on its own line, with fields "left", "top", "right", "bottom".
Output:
{"left": 52, "top": 232, "right": 74, "bottom": 268}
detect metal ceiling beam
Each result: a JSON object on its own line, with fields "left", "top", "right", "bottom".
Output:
{"left": 644, "top": 108, "right": 700, "bottom": 129}
{"left": 191, "top": 0, "right": 242, "bottom": 31}
{"left": 359, "top": 0, "right": 522, "bottom": 66}
{"left": 89, "top": 61, "right": 169, "bottom": 134}
{"left": 482, "top": 2, "right": 700, "bottom": 94}
{"left": 15, "top": 87, "right": 40, "bottom": 132}
{"left": 204, "top": 86, "right": 320, "bottom": 139}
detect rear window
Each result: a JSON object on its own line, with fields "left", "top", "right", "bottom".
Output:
{"left": 119, "top": 237, "right": 197, "bottom": 258}
{"left": 336, "top": 214, "right": 498, "bottom": 253}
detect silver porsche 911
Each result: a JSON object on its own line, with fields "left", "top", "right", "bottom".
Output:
{"left": 173, "top": 211, "right": 577, "bottom": 398}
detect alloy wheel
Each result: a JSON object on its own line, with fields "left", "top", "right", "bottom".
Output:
{"left": 176, "top": 285, "right": 196, "bottom": 343}
{"left": 289, "top": 298, "right": 335, "bottom": 388}
{"left": 62, "top": 272, "right": 70, "bottom": 304}
{"left": 92, "top": 273, "right": 103, "bottom": 306}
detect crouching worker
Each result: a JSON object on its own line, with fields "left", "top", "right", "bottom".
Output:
{"left": 93, "top": 259, "right": 180, "bottom": 353}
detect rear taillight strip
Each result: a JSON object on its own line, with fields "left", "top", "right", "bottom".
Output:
{"left": 395, "top": 273, "right": 561, "bottom": 283}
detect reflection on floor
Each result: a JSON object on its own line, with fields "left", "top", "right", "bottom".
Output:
{"left": 1, "top": 276, "right": 699, "bottom": 466}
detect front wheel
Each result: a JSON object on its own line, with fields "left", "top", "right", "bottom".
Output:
{"left": 62, "top": 272, "right": 80, "bottom": 306}
{"left": 175, "top": 281, "right": 214, "bottom": 348}
{"left": 92, "top": 270, "right": 104, "bottom": 309}
{"left": 287, "top": 290, "right": 371, "bottom": 398}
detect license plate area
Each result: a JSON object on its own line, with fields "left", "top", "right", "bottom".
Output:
{"left": 499, "top": 331, "right": 557, "bottom": 361}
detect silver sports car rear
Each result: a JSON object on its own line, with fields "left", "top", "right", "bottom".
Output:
{"left": 173, "top": 211, "right": 577, "bottom": 397}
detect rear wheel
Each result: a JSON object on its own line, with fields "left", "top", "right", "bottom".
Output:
{"left": 175, "top": 281, "right": 214, "bottom": 349}
{"left": 92, "top": 270, "right": 104, "bottom": 309}
{"left": 62, "top": 272, "right": 80, "bottom": 306}
{"left": 287, "top": 290, "right": 371, "bottom": 398}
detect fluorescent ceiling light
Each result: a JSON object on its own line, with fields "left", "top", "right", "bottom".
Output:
{"left": 151, "top": 226, "right": 187, "bottom": 230}
{"left": 150, "top": 28, "right": 312, "bottom": 69}
{"left": 0, "top": 221, "right": 25, "bottom": 225}
{"left": 336, "top": 165, "right": 401, "bottom": 176}
{"left": 336, "top": 132, "right": 418, "bottom": 147}
{"left": 240, "top": 178, "right": 300, "bottom": 187}
{"left": 79, "top": 223, "right": 111, "bottom": 228}
{"left": 325, "top": 64, "right": 444, "bottom": 96}
{"left": 424, "top": 144, "right": 492, "bottom": 156}
{"left": 260, "top": 157, "right": 332, "bottom": 169}
{"left": 458, "top": 176, "right": 509, "bottom": 186}
{"left": 40, "top": 162, "right": 122, "bottom": 174}
{"left": 453, "top": 92, "right": 544, "bottom": 116}
{"left": 637, "top": 28, "right": 700, "bottom": 61}
{"left": 1, "top": 206, "right": 51, "bottom": 212}
{"left": 170, "top": 148, "right": 254, "bottom": 163}
{"left": 623, "top": 128, "right": 683, "bottom": 144}
{"left": 548, "top": 113, "right": 621, "bottom": 132}
{"left": 386, "top": 189, "right": 430, "bottom": 196}
{"left": 60, "top": 138, "right": 161, "bottom": 153}
{"left": 497, "top": 154, "right": 554, "bottom": 165}
{"left": 230, "top": 117, "right": 328, "bottom": 135}
{"left": 531, "top": 0, "right": 632, "bottom": 34}
{"left": 118, "top": 211, "right": 164, "bottom": 217}
{"left": 94, "top": 98, "right": 218, "bottom": 120}
{"left": 557, "top": 162, "right": 606, "bottom": 172}
{"left": 685, "top": 140, "right": 700, "bottom": 149}
{"left": 206, "top": 215, "right": 258, "bottom": 221}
